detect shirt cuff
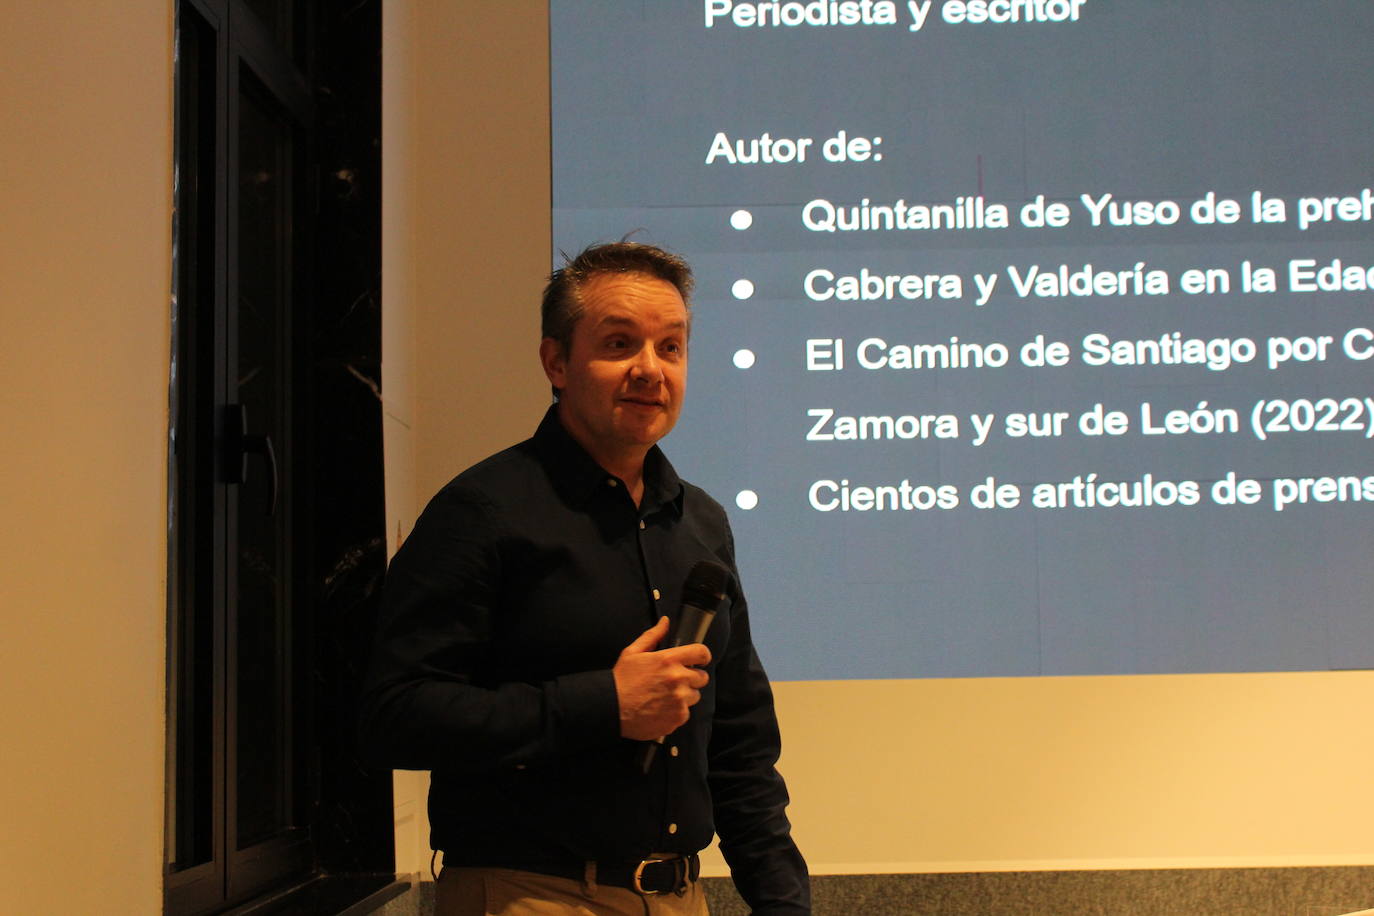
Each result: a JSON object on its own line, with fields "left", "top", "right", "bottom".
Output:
{"left": 549, "top": 668, "right": 622, "bottom": 753}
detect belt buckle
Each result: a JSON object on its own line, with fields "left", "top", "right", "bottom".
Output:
{"left": 632, "top": 855, "right": 686, "bottom": 897}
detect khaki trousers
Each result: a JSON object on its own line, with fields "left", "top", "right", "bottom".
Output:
{"left": 435, "top": 865, "right": 710, "bottom": 916}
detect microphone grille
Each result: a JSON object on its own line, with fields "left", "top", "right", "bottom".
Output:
{"left": 683, "top": 560, "right": 731, "bottom": 606}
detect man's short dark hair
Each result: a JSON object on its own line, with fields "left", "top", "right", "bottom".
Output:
{"left": 541, "top": 241, "right": 694, "bottom": 352}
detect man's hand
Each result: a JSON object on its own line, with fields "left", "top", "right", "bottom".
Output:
{"left": 613, "top": 616, "right": 712, "bottom": 741}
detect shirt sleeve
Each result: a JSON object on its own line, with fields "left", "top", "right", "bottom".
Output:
{"left": 357, "top": 482, "right": 623, "bottom": 773}
{"left": 707, "top": 523, "right": 812, "bottom": 914}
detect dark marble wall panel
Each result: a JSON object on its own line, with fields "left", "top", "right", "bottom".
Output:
{"left": 367, "top": 869, "right": 1374, "bottom": 916}
{"left": 706, "top": 869, "right": 1374, "bottom": 916}
{"left": 308, "top": 0, "right": 391, "bottom": 876}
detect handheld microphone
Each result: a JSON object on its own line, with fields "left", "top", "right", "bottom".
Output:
{"left": 640, "top": 560, "right": 731, "bottom": 773}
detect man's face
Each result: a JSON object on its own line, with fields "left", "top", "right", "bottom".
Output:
{"left": 540, "top": 271, "right": 689, "bottom": 468}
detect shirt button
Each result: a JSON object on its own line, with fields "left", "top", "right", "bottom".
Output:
{"left": 652, "top": 588, "right": 661, "bottom": 600}
{"left": 639, "top": 520, "right": 646, "bottom": 530}
{"left": 669, "top": 746, "right": 679, "bottom": 757}
{"left": 668, "top": 823, "right": 678, "bottom": 835}
{"left": 607, "top": 479, "right": 618, "bottom": 488}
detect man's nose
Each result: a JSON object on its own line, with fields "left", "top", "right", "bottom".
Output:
{"left": 630, "top": 344, "right": 663, "bottom": 382}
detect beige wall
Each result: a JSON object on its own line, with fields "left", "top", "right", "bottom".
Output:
{"left": 0, "top": 2, "right": 173, "bottom": 912}
{"left": 382, "top": 0, "right": 554, "bottom": 876}
{"left": 776, "top": 672, "right": 1374, "bottom": 873}
{"left": 409, "top": 1, "right": 554, "bottom": 502}
{"left": 383, "top": 0, "right": 423, "bottom": 877}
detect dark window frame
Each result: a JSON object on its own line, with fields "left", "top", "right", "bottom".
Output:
{"left": 167, "top": 1, "right": 395, "bottom": 912}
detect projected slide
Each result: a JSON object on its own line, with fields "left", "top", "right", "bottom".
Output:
{"left": 550, "top": 1, "right": 1374, "bottom": 680}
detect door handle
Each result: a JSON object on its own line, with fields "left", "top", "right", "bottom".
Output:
{"left": 220, "top": 403, "right": 279, "bottom": 516}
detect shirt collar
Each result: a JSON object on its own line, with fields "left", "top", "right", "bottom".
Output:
{"left": 532, "top": 405, "right": 685, "bottom": 518}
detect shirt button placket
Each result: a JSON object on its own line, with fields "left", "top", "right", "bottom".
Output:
{"left": 639, "top": 518, "right": 662, "bottom": 611}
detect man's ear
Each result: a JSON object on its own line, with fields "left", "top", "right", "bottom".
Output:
{"left": 539, "top": 337, "right": 567, "bottom": 390}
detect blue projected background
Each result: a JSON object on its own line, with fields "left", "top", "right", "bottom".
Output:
{"left": 551, "top": 1, "right": 1374, "bottom": 680}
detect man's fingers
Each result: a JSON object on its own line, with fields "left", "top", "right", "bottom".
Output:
{"left": 620, "top": 616, "right": 670, "bottom": 657}
{"left": 668, "top": 657, "right": 710, "bottom": 697}
{"left": 658, "top": 642, "right": 712, "bottom": 669}
{"left": 612, "top": 621, "right": 716, "bottom": 741}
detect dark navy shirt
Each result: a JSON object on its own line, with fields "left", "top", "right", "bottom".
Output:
{"left": 360, "top": 407, "right": 809, "bottom": 913}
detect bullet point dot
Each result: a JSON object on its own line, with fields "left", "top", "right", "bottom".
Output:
{"left": 730, "top": 209, "right": 754, "bottom": 230}
{"left": 733, "top": 349, "right": 756, "bottom": 369}
{"left": 735, "top": 490, "right": 759, "bottom": 511}
{"left": 732, "top": 279, "right": 755, "bottom": 300}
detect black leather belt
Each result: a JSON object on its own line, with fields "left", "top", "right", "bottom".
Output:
{"left": 468, "top": 854, "right": 700, "bottom": 896}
